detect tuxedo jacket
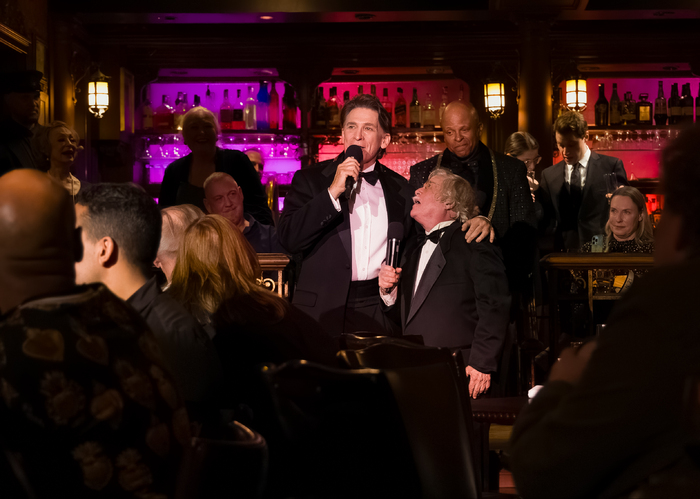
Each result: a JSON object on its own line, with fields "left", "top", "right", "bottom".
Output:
{"left": 539, "top": 151, "right": 627, "bottom": 250}
{"left": 278, "top": 153, "right": 416, "bottom": 337}
{"left": 399, "top": 221, "right": 511, "bottom": 374}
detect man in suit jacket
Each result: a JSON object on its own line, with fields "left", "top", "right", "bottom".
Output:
{"left": 539, "top": 111, "right": 628, "bottom": 251}
{"left": 278, "top": 94, "right": 415, "bottom": 337}
{"left": 379, "top": 168, "right": 510, "bottom": 398}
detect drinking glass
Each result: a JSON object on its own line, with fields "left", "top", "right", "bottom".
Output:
{"left": 604, "top": 173, "right": 619, "bottom": 194}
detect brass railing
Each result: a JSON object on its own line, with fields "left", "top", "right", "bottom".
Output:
{"left": 258, "top": 253, "right": 294, "bottom": 299}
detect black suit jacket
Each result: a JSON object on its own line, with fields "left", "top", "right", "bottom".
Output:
{"left": 400, "top": 221, "right": 510, "bottom": 373}
{"left": 539, "top": 151, "right": 627, "bottom": 250}
{"left": 278, "top": 153, "right": 416, "bottom": 337}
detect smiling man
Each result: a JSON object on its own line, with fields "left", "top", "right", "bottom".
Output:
{"left": 279, "top": 94, "right": 415, "bottom": 336}
{"left": 379, "top": 168, "right": 510, "bottom": 398}
{"left": 539, "top": 111, "right": 628, "bottom": 251}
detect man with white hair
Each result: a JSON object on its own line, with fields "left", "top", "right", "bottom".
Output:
{"left": 203, "top": 171, "right": 285, "bottom": 253}
{"left": 379, "top": 168, "right": 510, "bottom": 398}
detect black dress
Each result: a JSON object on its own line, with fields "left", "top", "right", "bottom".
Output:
{"left": 158, "top": 147, "right": 273, "bottom": 225}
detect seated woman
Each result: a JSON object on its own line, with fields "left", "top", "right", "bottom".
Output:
{"left": 158, "top": 107, "right": 273, "bottom": 224}
{"left": 33, "top": 121, "right": 84, "bottom": 201}
{"left": 168, "top": 215, "right": 336, "bottom": 405}
{"left": 581, "top": 186, "right": 654, "bottom": 254}
{"left": 154, "top": 204, "right": 204, "bottom": 288}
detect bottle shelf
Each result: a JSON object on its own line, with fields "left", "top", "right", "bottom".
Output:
{"left": 588, "top": 124, "right": 687, "bottom": 131}
{"left": 310, "top": 127, "right": 443, "bottom": 137}
{"left": 134, "top": 129, "right": 302, "bottom": 137}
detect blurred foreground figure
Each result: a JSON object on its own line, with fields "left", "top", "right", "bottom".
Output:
{"left": 0, "top": 170, "right": 189, "bottom": 498}
{"left": 509, "top": 125, "right": 700, "bottom": 498}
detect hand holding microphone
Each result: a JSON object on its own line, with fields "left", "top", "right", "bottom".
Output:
{"left": 380, "top": 222, "right": 404, "bottom": 293}
{"left": 329, "top": 145, "right": 364, "bottom": 200}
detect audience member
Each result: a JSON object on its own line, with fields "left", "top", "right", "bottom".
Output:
{"left": 580, "top": 186, "right": 654, "bottom": 254}
{"left": 0, "top": 170, "right": 189, "bottom": 497}
{"left": 245, "top": 148, "right": 265, "bottom": 176}
{"left": 169, "top": 215, "right": 335, "bottom": 400}
{"left": 203, "top": 172, "right": 285, "bottom": 253}
{"left": 0, "top": 70, "right": 43, "bottom": 175}
{"left": 155, "top": 204, "right": 205, "bottom": 286}
{"left": 379, "top": 168, "right": 510, "bottom": 398}
{"left": 504, "top": 131, "right": 540, "bottom": 201}
{"left": 508, "top": 125, "right": 700, "bottom": 498}
{"left": 159, "top": 107, "right": 272, "bottom": 224}
{"left": 75, "top": 183, "right": 222, "bottom": 405}
{"left": 33, "top": 121, "right": 84, "bottom": 201}
{"left": 539, "top": 111, "right": 628, "bottom": 251}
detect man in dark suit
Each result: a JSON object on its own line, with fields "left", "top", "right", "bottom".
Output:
{"left": 278, "top": 94, "right": 415, "bottom": 337}
{"left": 379, "top": 168, "right": 510, "bottom": 398}
{"left": 539, "top": 111, "right": 628, "bottom": 251}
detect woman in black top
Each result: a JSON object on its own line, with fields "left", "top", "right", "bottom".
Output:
{"left": 158, "top": 107, "right": 273, "bottom": 224}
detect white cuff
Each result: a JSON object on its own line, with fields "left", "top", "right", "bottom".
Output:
{"left": 328, "top": 189, "right": 341, "bottom": 212}
{"left": 380, "top": 286, "right": 398, "bottom": 307}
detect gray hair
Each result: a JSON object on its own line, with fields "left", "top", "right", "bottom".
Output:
{"left": 428, "top": 168, "right": 477, "bottom": 223}
{"left": 203, "top": 171, "right": 237, "bottom": 193}
{"left": 32, "top": 121, "right": 80, "bottom": 170}
{"left": 159, "top": 204, "right": 205, "bottom": 255}
{"left": 181, "top": 106, "right": 221, "bottom": 138}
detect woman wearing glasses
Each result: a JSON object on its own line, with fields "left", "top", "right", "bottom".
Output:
{"left": 505, "top": 131, "right": 541, "bottom": 201}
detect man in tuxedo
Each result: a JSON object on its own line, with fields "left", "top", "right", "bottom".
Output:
{"left": 379, "top": 168, "right": 510, "bottom": 398}
{"left": 539, "top": 111, "right": 628, "bottom": 251}
{"left": 278, "top": 94, "right": 415, "bottom": 337}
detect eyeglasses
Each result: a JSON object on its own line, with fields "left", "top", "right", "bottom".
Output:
{"left": 523, "top": 156, "right": 541, "bottom": 167}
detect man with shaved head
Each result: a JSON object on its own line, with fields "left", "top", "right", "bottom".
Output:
{"left": 0, "top": 170, "right": 189, "bottom": 497}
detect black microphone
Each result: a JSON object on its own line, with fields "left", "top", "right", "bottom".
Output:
{"left": 344, "top": 144, "right": 364, "bottom": 199}
{"left": 385, "top": 222, "right": 404, "bottom": 269}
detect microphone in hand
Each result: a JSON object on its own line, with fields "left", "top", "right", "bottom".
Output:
{"left": 344, "top": 145, "right": 364, "bottom": 199}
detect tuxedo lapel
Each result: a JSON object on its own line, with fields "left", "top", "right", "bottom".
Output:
{"left": 377, "top": 162, "right": 404, "bottom": 225}
{"left": 323, "top": 155, "right": 353, "bottom": 263}
{"left": 582, "top": 151, "right": 600, "bottom": 201}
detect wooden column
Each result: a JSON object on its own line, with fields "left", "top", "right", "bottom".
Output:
{"left": 50, "top": 16, "right": 75, "bottom": 128}
{"left": 518, "top": 19, "right": 552, "bottom": 175}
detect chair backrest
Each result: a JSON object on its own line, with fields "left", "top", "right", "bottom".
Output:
{"left": 177, "top": 421, "right": 268, "bottom": 499}
{"left": 339, "top": 332, "right": 424, "bottom": 351}
{"left": 339, "top": 342, "right": 480, "bottom": 499}
{"left": 260, "top": 360, "right": 422, "bottom": 499}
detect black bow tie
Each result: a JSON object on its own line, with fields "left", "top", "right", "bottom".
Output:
{"left": 418, "top": 226, "right": 448, "bottom": 246}
{"left": 360, "top": 170, "right": 379, "bottom": 186}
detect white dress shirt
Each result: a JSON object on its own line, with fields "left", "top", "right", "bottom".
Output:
{"left": 564, "top": 145, "right": 591, "bottom": 188}
{"left": 328, "top": 164, "right": 388, "bottom": 281}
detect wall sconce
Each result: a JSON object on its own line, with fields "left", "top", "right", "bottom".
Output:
{"left": 87, "top": 69, "right": 110, "bottom": 118}
{"left": 484, "top": 81, "right": 506, "bottom": 119}
{"left": 565, "top": 64, "right": 587, "bottom": 112}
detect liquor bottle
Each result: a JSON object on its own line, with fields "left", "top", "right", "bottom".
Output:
{"left": 423, "top": 93, "right": 436, "bottom": 129}
{"left": 219, "top": 90, "right": 233, "bottom": 130}
{"left": 256, "top": 81, "right": 270, "bottom": 129}
{"left": 175, "top": 91, "right": 183, "bottom": 108}
{"left": 175, "top": 93, "right": 188, "bottom": 130}
{"left": 328, "top": 87, "right": 341, "bottom": 129}
{"left": 409, "top": 88, "right": 421, "bottom": 128}
{"left": 312, "top": 87, "right": 327, "bottom": 128}
{"left": 681, "top": 83, "right": 694, "bottom": 122}
{"left": 154, "top": 95, "right": 175, "bottom": 132}
{"left": 621, "top": 92, "right": 636, "bottom": 125}
{"left": 609, "top": 83, "right": 622, "bottom": 126}
{"left": 244, "top": 86, "right": 257, "bottom": 130}
{"left": 205, "top": 85, "right": 215, "bottom": 111}
{"left": 232, "top": 89, "right": 245, "bottom": 130}
{"left": 669, "top": 83, "right": 681, "bottom": 125}
{"left": 594, "top": 83, "right": 609, "bottom": 127}
{"left": 381, "top": 88, "right": 393, "bottom": 126}
{"left": 458, "top": 84, "right": 464, "bottom": 102}
{"left": 358, "top": 85, "right": 364, "bottom": 95}
{"left": 636, "top": 93, "right": 652, "bottom": 125}
{"left": 654, "top": 81, "right": 667, "bottom": 126}
{"left": 282, "top": 84, "right": 297, "bottom": 130}
{"left": 140, "top": 97, "right": 153, "bottom": 131}
{"left": 395, "top": 88, "right": 407, "bottom": 128}
{"left": 269, "top": 82, "right": 280, "bottom": 129}
{"left": 438, "top": 86, "right": 448, "bottom": 127}
{"left": 371, "top": 84, "right": 377, "bottom": 98}
{"left": 343, "top": 90, "right": 350, "bottom": 103}
{"left": 696, "top": 82, "right": 700, "bottom": 123}
{"left": 652, "top": 200, "right": 663, "bottom": 229}
{"left": 192, "top": 95, "right": 201, "bottom": 109}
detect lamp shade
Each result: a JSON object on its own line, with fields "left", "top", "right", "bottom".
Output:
{"left": 88, "top": 69, "right": 110, "bottom": 118}
{"left": 565, "top": 77, "right": 587, "bottom": 112}
{"left": 484, "top": 82, "right": 505, "bottom": 118}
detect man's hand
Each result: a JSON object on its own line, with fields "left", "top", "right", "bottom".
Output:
{"left": 465, "top": 366, "right": 491, "bottom": 399}
{"left": 328, "top": 157, "right": 361, "bottom": 200}
{"left": 549, "top": 340, "right": 597, "bottom": 385}
{"left": 378, "top": 263, "right": 401, "bottom": 294}
{"left": 462, "top": 216, "right": 495, "bottom": 243}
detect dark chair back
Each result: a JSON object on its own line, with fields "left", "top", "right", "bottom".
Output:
{"left": 338, "top": 342, "right": 481, "bottom": 499}
{"left": 338, "top": 331, "right": 424, "bottom": 351}
{"left": 260, "top": 360, "right": 421, "bottom": 498}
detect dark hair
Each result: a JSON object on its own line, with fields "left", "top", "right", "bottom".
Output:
{"left": 661, "top": 125, "right": 700, "bottom": 254}
{"left": 76, "top": 183, "right": 161, "bottom": 275}
{"left": 504, "top": 131, "right": 539, "bottom": 157}
{"left": 553, "top": 111, "right": 588, "bottom": 139}
{"left": 340, "top": 94, "right": 391, "bottom": 159}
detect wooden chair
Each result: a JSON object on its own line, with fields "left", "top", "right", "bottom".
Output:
{"left": 338, "top": 342, "right": 481, "bottom": 499}
{"left": 259, "top": 360, "right": 422, "bottom": 499}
